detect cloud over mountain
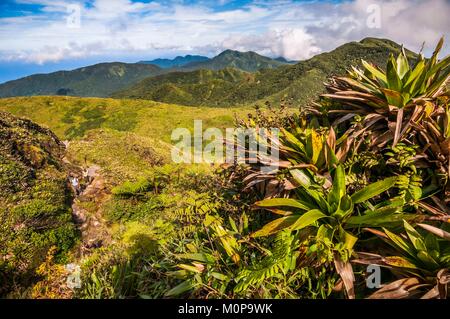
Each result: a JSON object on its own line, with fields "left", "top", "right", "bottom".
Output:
{"left": 0, "top": 0, "right": 448, "bottom": 65}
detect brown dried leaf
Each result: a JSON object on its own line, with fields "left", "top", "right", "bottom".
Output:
{"left": 368, "top": 278, "right": 422, "bottom": 299}
{"left": 334, "top": 253, "right": 355, "bottom": 299}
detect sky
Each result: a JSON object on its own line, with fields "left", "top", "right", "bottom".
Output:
{"left": 0, "top": 0, "right": 449, "bottom": 83}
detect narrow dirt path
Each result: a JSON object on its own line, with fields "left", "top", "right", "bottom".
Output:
{"left": 62, "top": 141, "right": 112, "bottom": 257}
{"left": 71, "top": 165, "right": 112, "bottom": 257}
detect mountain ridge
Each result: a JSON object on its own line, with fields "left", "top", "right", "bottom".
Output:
{"left": 113, "top": 38, "right": 419, "bottom": 106}
{"left": 0, "top": 38, "right": 418, "bottom": 102}
{"left": 138, "top": 55, "right": 210, "bottom": 68}
{"left": 0, "top": 62, "right": 164, "bottom": 98}
{"left": 0, "top": 50, "right": 290, "bottom": 98}
{"left": 179, "top": 49, "right": 288, "bottom": 72}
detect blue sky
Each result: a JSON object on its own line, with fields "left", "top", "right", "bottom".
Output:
{"left": 0, "top": 0, "right": 448, "bottom": 83}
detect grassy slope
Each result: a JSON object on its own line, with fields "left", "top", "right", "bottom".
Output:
{"left": 0, "top": 96, "right": 251, "bottom": 181}
{"left": 0, "top": 96, "right": 248, "bottom": 141}
{"left": 112, "top": 68, "right": 255, "bottom": 106}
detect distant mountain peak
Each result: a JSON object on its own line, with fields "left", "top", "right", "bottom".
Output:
{"left": 179, "top": 49, "right": 287, "bottom": 72}
{"left": 138, "top": 55, "right": 210, "bottom": 69}
{"left": 113, "top": 37, "right": 414, "bottom": 107}
{"left": 217, "top": 49, "right": 261, "bottom": 58}
{"left": 218, "top": 49, "right": 238, "bottom": 54}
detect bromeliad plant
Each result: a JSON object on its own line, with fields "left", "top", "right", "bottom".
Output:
{"left": 325, "top": 38, "right": 449, "bottom": 109}
{"left": 322, "top": 37, "right": 449, "bottom": 229}
{"left": 239, "top": 118, "right": 338, "bottom": 199}
{"left": 165, "top": 38, "right": 449, "bottom": 300}
{"left": 252, "top": 166, "right": 402, "bottom": 237}
{"left": 251, "top": 164, "right": 403, "bottom": 298}
{"left": 354, "top": 221, "right": 450, "bottom": 299}
{"left": 323, "top": 37, "right": 449, "bottom": 159}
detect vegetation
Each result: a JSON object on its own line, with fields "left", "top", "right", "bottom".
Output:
{"left": 0, "top": 50, "right": 289, "bottom": 100}
{"left": 114, "top": 38, "right": 416, "bottom": 107}
{"left": 138, "top": 55, "right": 210, "bottom": 68}
{"left": 112, "top": 68, "right": 256, "bottom": 106}
{"left": 0, "top": 112, "right": 77, "bottom": 296}
{"left": 178, "top": 49, "right": 289, "bottom": 72}
{"left": 0, "top": 96, "right": 249, "bottom": 143}
{"left": 0, "top": 38, "right": 448, "bottom": 299}
{"left": 0, "top": 63, "right": 164, "bottom": 98}
{"left": 229, "top": 38, "right": 449, "bottom": 298}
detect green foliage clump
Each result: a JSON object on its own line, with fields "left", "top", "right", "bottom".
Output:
{"left": 0, "top": 111, "right": 77, "bottom": 297}
{"left": 232, "top": 38, "right": 449, "bottom": 299}
{"left": 105, "top": 110, "right": 138, "bottom": 132}
{"left": 112, "top": 177, "right": 154, "bottom": 199}
{"left": 63, "top": 104, "right": 109, "bottom": 138}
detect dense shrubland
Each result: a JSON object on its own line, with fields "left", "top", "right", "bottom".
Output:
{"left": 72, "top": 39, "right": 449, "bottom": 299}
{"left": 1, "top": 39, "right": 448, "bottom": 299}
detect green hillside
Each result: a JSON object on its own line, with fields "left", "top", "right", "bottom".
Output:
{"left": 112, "top": 68, "right": 255, "bottom": 106}
{"left": 0, "top": 51, "right": 288, "bottom": 100}
{"left": 0, "top": 62, "right": 164, "bottom": 98}
{"left": 0, "top": 96, "right": 248, "bottom": 143}
{"left": 114, "top": 38, "right": 418, "bottom": 107}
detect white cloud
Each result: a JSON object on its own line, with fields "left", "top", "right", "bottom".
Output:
{"left": 301, "top": 0, "right": 450, "bottom": 54}
{"left": 221, "top": 28, "right": 321, "bottom": 60}
{"left": 0, "top": 0, "right": 448, "bottom": 64}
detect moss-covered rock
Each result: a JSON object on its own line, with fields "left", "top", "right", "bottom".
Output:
{"left": 0, "top": 111, "right": 77, "bottom": 296}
